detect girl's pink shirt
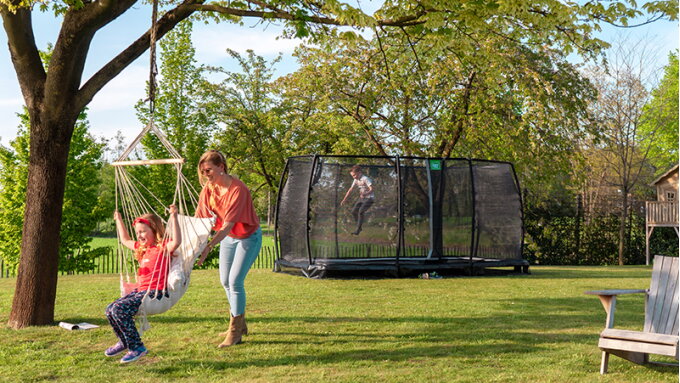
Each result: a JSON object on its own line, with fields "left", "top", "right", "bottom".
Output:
{"left": 196, "top": 177, "right": 260, "bottom": 239}
{"left": 134, "top": 241, "right": 168, "bottom": 291}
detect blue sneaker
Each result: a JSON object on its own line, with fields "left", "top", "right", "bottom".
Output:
{"left": 120, "top": 346, "right": 148, "bottom": 363}
{"left": 104, "top": 342, "right": 126, "bottom": 357}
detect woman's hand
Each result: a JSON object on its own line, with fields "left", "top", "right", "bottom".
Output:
{"left": 113, "top": 211, "right": 122, "bottom": 221}
{"left": 196, "top": 245, "right": 212, "bottom": 267}
{"left": 168, "top": 204, "right": 178, "bottom": 215}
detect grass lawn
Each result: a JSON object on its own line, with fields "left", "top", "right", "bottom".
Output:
{"left": 0, "top": 265, "right": 676, "bottom": 382}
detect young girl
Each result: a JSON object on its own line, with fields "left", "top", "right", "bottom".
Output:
{"left": 105, "top": 205, "right": 181, "bottom": 363}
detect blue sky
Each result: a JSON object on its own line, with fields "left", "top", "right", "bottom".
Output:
{"left": 0, "top": 4, "right": 677, "bottom": 148}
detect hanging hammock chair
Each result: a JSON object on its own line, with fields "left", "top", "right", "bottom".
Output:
{"left": 112, "top": 120, "right": 213, "bottom": 327}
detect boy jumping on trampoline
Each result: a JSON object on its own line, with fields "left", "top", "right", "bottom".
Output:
{"left": 340, "top": 165, "right": 375, "bottom": 235}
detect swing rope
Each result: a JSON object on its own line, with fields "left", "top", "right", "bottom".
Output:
{"left": 112, "top": 0, "right": 213, "bottom": 330}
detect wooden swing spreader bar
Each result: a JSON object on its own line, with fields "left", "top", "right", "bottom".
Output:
{"left": 111, "top": 158, "right": 185, "bottom": 167}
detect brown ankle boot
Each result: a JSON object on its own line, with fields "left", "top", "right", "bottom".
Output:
{"left": 219, "top": 313, "right": 248, "bottom": 336}
{"left": 218, "top": 314, "right": 244, "bottom": 347}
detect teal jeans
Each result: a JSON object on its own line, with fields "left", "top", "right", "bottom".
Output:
{"left": 218, "top": 227, "right": 262, "bottom": 316}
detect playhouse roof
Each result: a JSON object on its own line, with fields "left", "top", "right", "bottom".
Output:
{"left": 650, "top": 164, "right": 679, "bottom": 186}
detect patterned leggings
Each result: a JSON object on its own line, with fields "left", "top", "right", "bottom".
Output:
{"left": 105, "top": 290, "right": 160, "bottom": 351}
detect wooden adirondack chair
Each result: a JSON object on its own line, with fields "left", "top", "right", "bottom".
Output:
{"left": 585, "top": 255, "right": 679, "bottom": 374}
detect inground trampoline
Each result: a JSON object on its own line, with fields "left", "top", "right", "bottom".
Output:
{"left": 274, "top": 155, "right": 528, "bottom": 278}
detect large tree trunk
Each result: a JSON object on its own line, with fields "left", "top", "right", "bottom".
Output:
{"left": 8, "top": 113, "right": 76, "bottom": 329}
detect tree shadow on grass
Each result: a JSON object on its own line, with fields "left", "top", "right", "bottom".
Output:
{"left": 147, "top": 308, "right": 587, "bottom": 373}
{"left": 151, "top": 339, "right": 540, "bottom": 374}
{"left": 524, "top": 267, "right": 652, "bottom": 280}
{"left": 52, "top": 295, "right": 676, "bottom": 377}
{"left": 58, "top": 295, "right": 643, "bottom": 337}
{"left": 145, "top": 293, "right": 679, "bottom": 375}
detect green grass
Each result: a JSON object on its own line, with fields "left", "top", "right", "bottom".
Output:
{"left": 0, "top": 266, "right": 676, "bottom": 382}
{"left": 89, "top": 236, "right": 118, "bottom": 250}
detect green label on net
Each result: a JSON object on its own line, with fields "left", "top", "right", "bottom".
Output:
{"left": 429, "top": 159, "right": 442, "bottom": 171}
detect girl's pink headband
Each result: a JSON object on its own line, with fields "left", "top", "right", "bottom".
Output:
{"left": 133, "top": 218, "right": 152, "bottom": 227}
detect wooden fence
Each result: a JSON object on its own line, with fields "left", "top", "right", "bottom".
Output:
{"left": 646, "top": 201, "right": 679, "bottom": 226}
{"left": 0, "top": 245, "right": 278, "bottom": 278}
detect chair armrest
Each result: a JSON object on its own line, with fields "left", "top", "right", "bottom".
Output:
{"left": 585, "top": 289, "right": 647, "bottom": 329}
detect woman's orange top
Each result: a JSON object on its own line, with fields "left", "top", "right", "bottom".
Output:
{"left": 196, "top": 177, "right": 260, "bottom": 239}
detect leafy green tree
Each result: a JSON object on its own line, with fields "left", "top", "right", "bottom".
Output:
{"left": 135, "top": 19, "right": 214, "bottom": 210}
{"left": 0, "top": 119, "right": 28, "bottom": 272}
{"left": 94, "top": 131, "right": 128, "bottom": 236}
{"left": 1, "top": 0, "right": 676, "bottom": 328}
{"left": 584, "top": 39, "right": 663, "bottom": 265}
{"left": 639, "top": 51, "right": 679, "bottom": 171}
{"left": 0, "top": 110, "right": 107, "bottom": 273}
{"left": 200, "top": 50, "right": 291, "bottom": 216}
{"left": 280, "top": 29, "right": 596, "bottom": 196}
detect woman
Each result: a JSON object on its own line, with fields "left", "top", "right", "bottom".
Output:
{"left": 195, "top": 150, "right": 262, "bottom": 347}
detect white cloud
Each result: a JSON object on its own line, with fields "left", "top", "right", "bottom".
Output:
{"left": 87, "top": 64, "right": 148, "bottom": 112}
{"left": 193, "top": 25, "right": 301, "bottom": 64}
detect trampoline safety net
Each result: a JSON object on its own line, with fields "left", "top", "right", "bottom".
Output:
{"left": 275, "top": 155, "right": 527, "bottom": 278}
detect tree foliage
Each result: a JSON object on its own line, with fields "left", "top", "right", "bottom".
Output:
{"left": 0, "top": 110, "right": 107, "bottom": 273}
{"left": 135, "top": 19, "right": 214, "bottom": 208}
{"left": 639, "top": 51, "right": 679, "bottom": 172}
{"left": 279, "top": 25, "right": 597, "bottom": 197}
{"left": 199, "top": 49, "right": 295, "bottom": 218}
{"left": 582, "top": 39, "right": 663, "bottom": 265}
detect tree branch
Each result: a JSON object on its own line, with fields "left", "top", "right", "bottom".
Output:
{"left": 439, "top": 71, "right": 476, "bottom": 157}
{"left": 337, "top": 103, "right": 389, "bottom": 156}
{"left": 0, "top": 6, "right": 46, "bottom": 109}
{"left": 47, "top": 0, "right": 139, "bottom": 114}
{"left": 76, "top": 1, "right": 200, "bottom": 111}
{"left": 188, "top": 3, "right": 343, "bottom": 26}
{"left": 374, "top": 26, "right": 391, "bottom": 82}
{"left": 187, "top": 2, "right": 427, "bottom": 27}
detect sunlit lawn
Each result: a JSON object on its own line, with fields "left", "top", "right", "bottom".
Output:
{"left": 0, "top": 265, "right": 676, "bottom": 382}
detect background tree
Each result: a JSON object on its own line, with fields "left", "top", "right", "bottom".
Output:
{"left": 584, "top": 39, "right": 663, "bottom": 265}
{"left": 200, "top": 49, "right": 289, "bottom": 221}
{"left": 0, "top": 0, "right": 676, "bottom": 328}
{"left": 638, "top": 51, "right": 678, "bottom": 172}
{"left": 280, "top": 29, "right": 596, "bottom": 194}
{"left": 94, "top": 131, "right": 128, "bottom": 235}
{"left": 134, "top": 19, "right": 214, "bottom": 207}
{"left": 0, "top": 110, "right": 107, "bottom": 273}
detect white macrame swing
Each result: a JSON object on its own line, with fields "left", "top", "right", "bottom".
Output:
{"left": 113, "top": 120, "right": 213, "bottom": 331}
